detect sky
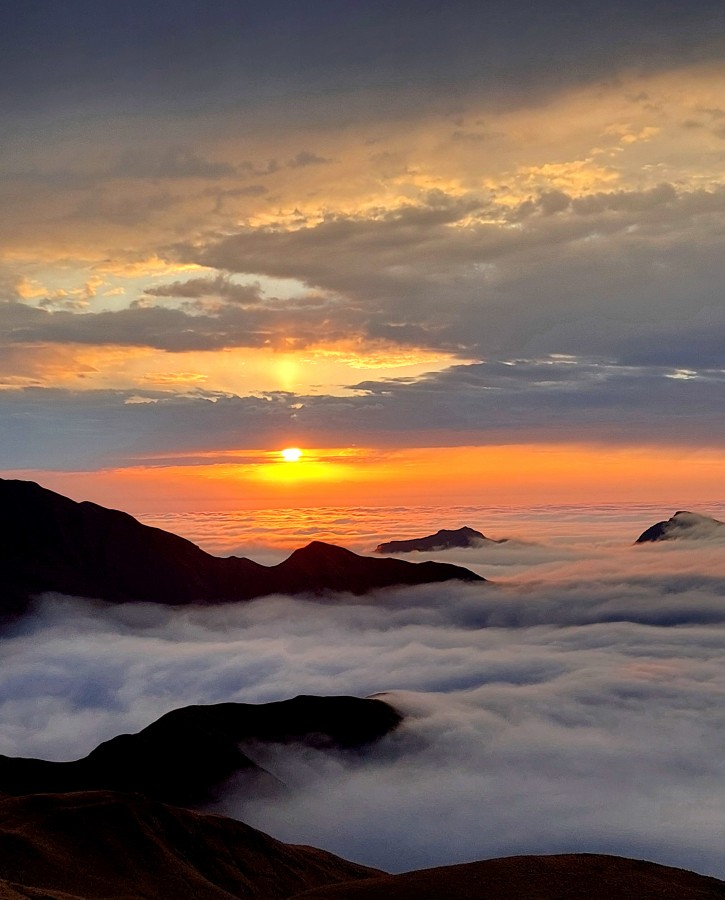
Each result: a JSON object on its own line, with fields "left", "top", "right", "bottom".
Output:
{"left": 2, "top": 0, "right": 725, "bottom": 511}
{"left": 4, "top": 521, "right": 725, "bottom": 875}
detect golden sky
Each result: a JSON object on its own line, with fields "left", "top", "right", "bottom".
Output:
{"left": 2, "top": 2, "right": 725, "bottom": 509}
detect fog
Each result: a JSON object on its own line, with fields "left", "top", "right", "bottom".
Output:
{"left": 3, "top": 517, "right": 725, "bottom": 875}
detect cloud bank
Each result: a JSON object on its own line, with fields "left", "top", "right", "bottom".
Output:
{"left": 3, "top": 532, "right": 725, "bottom": 876}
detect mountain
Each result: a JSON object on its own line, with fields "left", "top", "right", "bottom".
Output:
{"left": 0, "top": 695, "right": 401, "bottom": 809}
{"left": 635, "top": 511, "right": 725, "bottom": 543}
{"left": 292, "top": 853, "right": 725, "bottom": 899}
{"left": 2, "top": 798, "right": 723, "bottom": 900}
{"left": 0, "top": 790, "right": 382, "bottom": 900}
{"left": 375, "top": 526, "right": 502, "bottom": 554}
{"left": 0, "top": 478, "right": 483, "bottom": 617}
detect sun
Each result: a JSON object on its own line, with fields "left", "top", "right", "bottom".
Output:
{"left": 281, "top": 447, "right": 303, "bottom": 462}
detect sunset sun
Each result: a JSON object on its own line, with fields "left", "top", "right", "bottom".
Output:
{"left": 281, "top": 447, "right": 303, "bottom": 462}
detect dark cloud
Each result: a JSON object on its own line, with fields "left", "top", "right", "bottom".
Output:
{"left": 109, "top": 147, "right": 238, "bottom": 180}
{"left": 183, "top": 184, "right": 725, "bottom": 367}
{"left": 143, "top": 276, "right": 263, "bottom": 306}
{"left": 287, "top": 151, "right": 333, "bottom": 168}
{"left": 3, "top": 1, "right": 724, "bottom": 123}
{"left": 0, "top": 293, "right": 345, "bottom": 354}
{"left": 344, "top": 358, "right": 725, "bottom": 446}
{"left": 1, "top": 353, "right": 724, "bottom": 470}
{"left": 0, "top": 388, "right": 310, "bottom": 469}
{"left": 68, "top": 190, "right": 177, "bottom": 226}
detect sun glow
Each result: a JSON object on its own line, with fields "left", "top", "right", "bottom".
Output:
{"left": 281, "top": 447, "right": 303, "bottom": 462}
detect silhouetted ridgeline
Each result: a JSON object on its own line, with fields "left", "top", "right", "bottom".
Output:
{"left": 0, "top": 695, "right": 402, "bottom": 808}
{"left": 375, "top": 525, "right": 504, "bottom": 553}
{"left": 0, "top": 478, "right": 483, "bottom": 617}
{"left": 635, "top": 510, "right": 725, "bottom": 543}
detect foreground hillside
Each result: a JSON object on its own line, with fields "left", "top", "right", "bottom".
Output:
{"left": 2, "top": 794, "right": 724, "bottom": 900}
{"left": 294, "top": 853, "right": 725, "bottom": 900}
{"left": 0, "top": 790, "right": 381, "bottom": 900}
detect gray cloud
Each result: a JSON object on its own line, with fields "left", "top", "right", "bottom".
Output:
{"left": 5, "top": 182, "right": 725, "bottom": 374}
{"left": 3, "top": 1, "right": 724, "bottom": 126}
{"left": 143, "top": 276, "right": 263, "bottom": 306}
{"left": 69, "top": 189, "right": 178, "bottom": 226}
{"left": 3, "top": 536, "right": 725, "bottom": 876}
{"left": 186, "top": 184, "right": 725, "bottom": 367}
{"left": 0, "top": 293, "right": 345, "bottom": 354}
{"left": 1, "top": 352, "right": 725, "bottom": 469}
{"left": 109, "top": 147, "right": 238, "bottom": 180}
{"left": 287, "top": 151, "right": 333, "bottom": 168}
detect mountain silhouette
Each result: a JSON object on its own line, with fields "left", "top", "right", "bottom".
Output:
{"left": 0, "top": 695, "right": 401, "bottom": 809}
{"left": 635, "top": 511, "right": 725, "bottom": 543}
{"left": 375, "top": 526, "right": 502, "bottom": 553}
{"left": 0, "top": 478, "right": 484, "bottom": 617}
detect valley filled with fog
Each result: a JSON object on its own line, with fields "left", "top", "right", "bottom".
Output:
{"left": 3, "top": 505, "right": 725, "bottom": 875}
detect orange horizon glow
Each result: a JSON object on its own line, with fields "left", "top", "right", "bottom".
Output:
{"left": 6, "top": 442, "right": 725, "bottom": 515}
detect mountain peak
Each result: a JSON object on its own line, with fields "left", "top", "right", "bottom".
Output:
{"left": 635, "top": 510, "right": 725, "bottom": 543}
{"left": 0, "top": 478, "right": 483, "bottom": 618}
{"left": 375, "top": 525, "right": 503, "bottom": 554}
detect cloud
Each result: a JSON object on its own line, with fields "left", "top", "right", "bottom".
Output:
{"left": 109, "top": 147, "right": 238, "bottom": 180}
{"left": 3, "top": 1, "right": 725, "bottom": 125}
{"left": 0, "top": 292, "right": 345, "bottom": 354}
{"left": 143, "top": 275, "right": 263, "bottom": 306}
{"left": 184, "top": 184, "right": 725, "bottom": 367}
{"left": 287, "top": 151, "right": 332, "bottom": 169}
{"left": 2, "top": 350, "right": 725, "bottom": 469}
{"left": 3, "top": 535, "right": 725, "bottom": 876}
{"left": 69, "top": 189, "right": 178, "bottom": 226}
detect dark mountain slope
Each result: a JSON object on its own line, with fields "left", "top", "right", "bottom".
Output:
{"left": 0, "top": 478, "right": 483, "bottom": 617}
{"left": 0, "top": 790, "right": 382, "bottom": 900}
{"left": 375, "top": 525, "right": 502, "bottom": 553}
{"left": 635, "top": 510, "right": 725, "bottom": 543}
{"left": 0, "top": 695, "right": 401, "bottom": 808}
{"left": 292, "top": 853, "right": 725, "bottom": 900}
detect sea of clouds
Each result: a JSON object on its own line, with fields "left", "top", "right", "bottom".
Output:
{"left": 2, "top": 507, "right": 725, "bottom": 875}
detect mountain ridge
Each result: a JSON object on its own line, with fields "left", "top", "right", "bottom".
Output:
{"left": 0, "top": 695, "right": 402, "bottom": 809}
{"left": 375, "top": 525, "right": 502, "bottom": 554}
{"left": 0, "top": 478, "right": 483, "bottom": 617}
{"left": 292, "top": 852, "right": 725, "bottom": 899}
{"left": 635, "top": 510, "right": 725, "bottom": 543}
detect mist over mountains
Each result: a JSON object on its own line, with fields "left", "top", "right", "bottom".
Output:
{"left": 3, "top": 487, "right": 725, "bottom": 882}
{"left": 4, "top": 0, "right": 725, "bottom": 893}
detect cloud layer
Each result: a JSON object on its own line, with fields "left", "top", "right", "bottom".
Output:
{"left": 3, "top": 519, "right": 725, "bottom": 876}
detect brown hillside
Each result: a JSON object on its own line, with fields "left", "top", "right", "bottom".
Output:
{"left": 292, "top": 853, "right": 725, "bottom": 900}
{"left": 0, "top": 790, "right": 381, "bottom": 900}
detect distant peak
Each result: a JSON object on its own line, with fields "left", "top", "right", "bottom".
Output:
{"left": 289, "top": 541, "right": 356, "bottom": 558}
{"left": 374, "top": 525, "right": 497, "bottom": 554}
{"left": 635, "top": 510, "right": 725, "bottom": 543}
